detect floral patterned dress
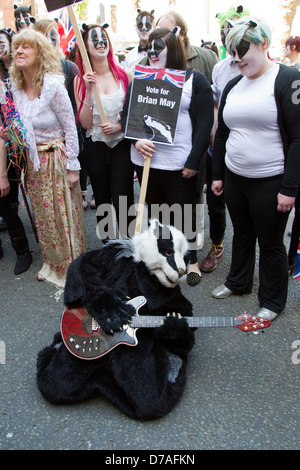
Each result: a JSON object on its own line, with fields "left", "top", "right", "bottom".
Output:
{"left": 12, "top": 74, "right": 86, "bottom": 288}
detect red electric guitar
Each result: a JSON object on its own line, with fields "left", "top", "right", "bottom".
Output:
{"left": 61, "top": 296, "right": 271, "bottom": 360}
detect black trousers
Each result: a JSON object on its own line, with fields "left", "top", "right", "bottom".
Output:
{"left": 224, "top": 168, "right": 289, "bottom": 313}
{"left": 0, "top": 192, "right": 22, "bottom": 231}
{"left": 83, "top": 138, "right": 134, "bottom": 239}
{"left": 135, "top": 166, "right": 198, "bottom": 264}
{"left": 288, "top": 186, "right": 300, "bottom": 267}
{"left": 206, "top": 154, "right": 226, "bottom": 242}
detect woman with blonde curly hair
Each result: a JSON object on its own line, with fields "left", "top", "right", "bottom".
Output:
{"left": 10, "top": 28, "right": 86, "bottom": 288}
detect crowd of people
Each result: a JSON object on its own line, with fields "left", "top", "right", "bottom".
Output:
{"left": 0, "top": 4, "right": 299, "bottom": 321}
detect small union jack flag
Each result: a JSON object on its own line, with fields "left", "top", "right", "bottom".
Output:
{"left": 294, "top": 239, "right": 300, "bottom": 279}
{"left": 134, "top": 65, "right": 186, "bottom": 88}
{"left": 57, "top": 8, "right": 76, "bottom": 55}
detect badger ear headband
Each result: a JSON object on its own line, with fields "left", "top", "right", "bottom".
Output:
{"left": 171, "top": 26, "right": 181, "bottom": 37}
{"left": 82, "top": 23, "right": 109, "bottom": 32}
{"left": 0, "top": 27, "right": 14, "bottom": 37}
{"left": 247, "top": 20, "right": 257, "bottom": 28}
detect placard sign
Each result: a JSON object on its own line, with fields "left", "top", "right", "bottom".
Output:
{"left": 44, "top": 0, "right": 83, "bottom": 12}
{"left": 125, "top": 65, "right": 186, "bottom": 145}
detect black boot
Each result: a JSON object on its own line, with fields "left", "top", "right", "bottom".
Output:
{"left": 8, "top": 226, "right": 33, "bottom": 275}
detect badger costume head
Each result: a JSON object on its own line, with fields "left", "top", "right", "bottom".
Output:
{"left": 64, "top": 219, "right": 191, "bottom": 316}
{"left": 131, "top": 219, "right": 190, "bottom": 288}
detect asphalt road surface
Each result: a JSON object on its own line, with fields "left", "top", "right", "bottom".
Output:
{"left": 1, "top": 183, "right": 299, "bottom": 451}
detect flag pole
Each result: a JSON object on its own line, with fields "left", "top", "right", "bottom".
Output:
{"left": 66, "top": 5, "right": 107, "bottom": 123}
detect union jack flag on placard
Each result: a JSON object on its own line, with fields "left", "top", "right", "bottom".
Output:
{"left": 57, "top": 8, "right": 76, "bottom": 55}
{"left": 293, "top": 239, "right": 300, "bottom": 279}
{"left": 134, "top": 65, "right": 186, "bottom": 88}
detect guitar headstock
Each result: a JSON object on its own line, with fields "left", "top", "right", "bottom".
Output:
{"left": 234, "top": 313, "right": 271, "bottom": 332}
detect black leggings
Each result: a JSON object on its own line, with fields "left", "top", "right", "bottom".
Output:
{"left": 83, "top": 138, "right": 134, "bottom": 239}
{"left": 135, "top": 166, "right": 198, "bottom": 264}
{"left": 224, "top": 168, "right": 289, "bottom": 313}
{"left": 206, "top": 154, "right": 226, "bottom": 242}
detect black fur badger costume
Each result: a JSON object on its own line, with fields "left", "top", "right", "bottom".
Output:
{"left": 37, "top": 220, "right": 195, "bottom": 420}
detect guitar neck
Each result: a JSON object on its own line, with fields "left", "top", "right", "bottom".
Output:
{"left": 131, "top": 316, "right": 241, "bottom": 329}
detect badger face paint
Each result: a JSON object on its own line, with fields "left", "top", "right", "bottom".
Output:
{"left": 230, "top": 41, "right": 266, "bottom": 79}
{"left": 15, "top": 12, "right": 31, "bottom": 31}
{"left": 0, "top": 34, "right": 10, "bottom": 60}
{"left": 231, "top": 38, "right": 251, "bottom": 61}
{"left": 87, "top": 27, "right": 109, "bottom": 59}
{"left": 147, "top": 38, "right": 167, "bottom": 68}
{"left": 47, "top": 28, "right": 59, "bottom": 48}
{"left": 220, "top": 19, "right": 235, "bottom": 47}
{"left": 136, "top": 15, "right": 153, "bottom": 42}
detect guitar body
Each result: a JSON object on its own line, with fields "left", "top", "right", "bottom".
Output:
{"left": 61, "top": 305, "right": 139, "bottom": 360}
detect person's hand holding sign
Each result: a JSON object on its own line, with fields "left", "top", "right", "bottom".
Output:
{"left": 135, "top": 139, "right": 156, "bottom": 159}
{"left": 83, "top": 70, "right": 97, "bottom": 90}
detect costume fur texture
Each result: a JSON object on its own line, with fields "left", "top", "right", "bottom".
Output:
{"left": 37, "top": 220, "right": 195, "bottom": 420}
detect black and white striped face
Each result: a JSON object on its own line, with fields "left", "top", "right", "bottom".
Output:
{"left": 132, "top": 220, "right": 190, "bottom": 288}
{"left": 136, "top": 15, "right": 154, "bottom": 42}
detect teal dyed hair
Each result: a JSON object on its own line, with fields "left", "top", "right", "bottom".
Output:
{"left": 225, "top": 17, "right": 272, "bottom": 53}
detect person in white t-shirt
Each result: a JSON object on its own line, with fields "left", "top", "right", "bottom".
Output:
{"left": 211, "top": 17, "right": 300, "bottom": 321}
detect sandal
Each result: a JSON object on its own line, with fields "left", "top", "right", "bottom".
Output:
{"left": 289, "top": 265, "right": 295, "bottom": 276}
{"left": 82, "top": 191, "right": 88, "bottom": 210}
{"left": 90, "top": 194, "right": 96, "bottom": 209}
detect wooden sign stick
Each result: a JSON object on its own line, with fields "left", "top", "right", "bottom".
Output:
{"left": 135, "top": 156, "right": 151, "bottom": 235}
{"left": 67, "top": 5, "right": 107, "bottom": 123}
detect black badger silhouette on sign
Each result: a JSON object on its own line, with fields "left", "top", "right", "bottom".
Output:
{"left": 144, "top": 115, "right": 173, "bottom": 144}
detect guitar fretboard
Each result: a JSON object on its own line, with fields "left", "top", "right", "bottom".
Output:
{"left": 131, "top": 316, "right": 240, "bottom": 329}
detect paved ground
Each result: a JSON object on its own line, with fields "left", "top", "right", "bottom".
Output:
{"left": 0, "top": 183, "right": 299, "bottom": 451}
